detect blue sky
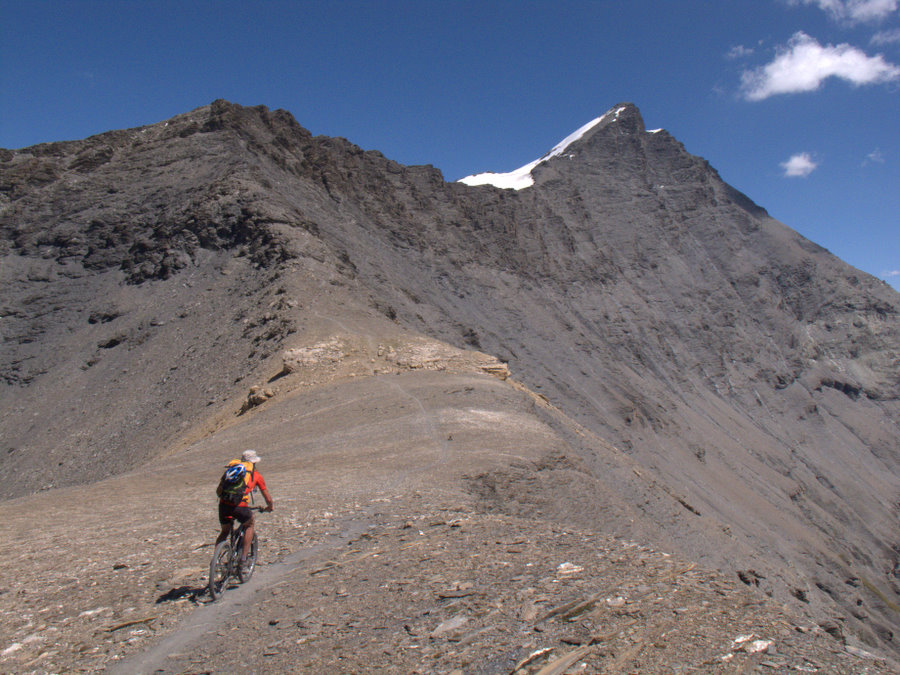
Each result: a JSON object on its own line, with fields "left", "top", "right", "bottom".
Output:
{"left": 2, "top": 0, "right": 898, "bottom": 290}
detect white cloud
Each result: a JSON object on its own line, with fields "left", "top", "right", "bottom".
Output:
{"left": 781, "top": 152, "right": 819, "bottom": 176}
{"left": 741, "top": 32, "right": 900, "bottom": 100}
{"left": 872, "top": 28, "right": 900, "bottom": 44}
{"left": 865, "top": 147, "right": 886, "bottom": 164}
{"left": 727, "top": 45, "right": 755, "bottom": 59}
{"left": 883, "top": 269, "right": 900, "bottom": 277}
{"left": 792, "top": 0, "right": 899, "bottom": 23}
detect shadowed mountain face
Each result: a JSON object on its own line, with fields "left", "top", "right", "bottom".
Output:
{"left": 1, "top": 100, "right": 898, "bottom": 653}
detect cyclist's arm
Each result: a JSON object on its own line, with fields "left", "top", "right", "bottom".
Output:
{"left": 261, "top": 486, "right": 274, "bottom": 511}
{"left": 254, "top": 472, "right": 275, "bottom": 511}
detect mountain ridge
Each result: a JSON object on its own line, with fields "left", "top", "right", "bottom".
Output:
{"left": 1, "top": 99, "right": 898, "bottom": 660}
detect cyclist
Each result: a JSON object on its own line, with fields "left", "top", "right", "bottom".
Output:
{"left": 216, "top": 449, "right": 274, "bottom": 570}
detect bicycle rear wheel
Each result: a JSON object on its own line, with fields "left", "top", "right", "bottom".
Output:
{"left": 208, "top": 540, "right": 232, "bottom": 600}
{"left": 238, "top": 533, "right": 258, "bottom": 583}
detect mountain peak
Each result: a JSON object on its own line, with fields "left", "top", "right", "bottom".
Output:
{"left": 459, "top": 102, "right": 647, "bottom": 190}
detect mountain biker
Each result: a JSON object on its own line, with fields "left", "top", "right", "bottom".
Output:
{"left": 216, "top": 449, "right": 274, "bottom": 569}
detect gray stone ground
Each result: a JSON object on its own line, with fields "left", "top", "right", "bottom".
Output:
{"left": 2, "top": 369, "right": 896, "bottom": 673}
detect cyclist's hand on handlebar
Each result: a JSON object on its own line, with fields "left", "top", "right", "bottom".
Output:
{"left": 264, "top": 504, "right": 274, "bottom": 512}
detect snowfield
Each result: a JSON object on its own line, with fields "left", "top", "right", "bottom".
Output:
{"left": 459, "top": 105, "right": 629, "bottom": 190}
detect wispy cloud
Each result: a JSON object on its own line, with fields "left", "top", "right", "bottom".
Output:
{"left": 883, "top": 269, "right": 900, "bottom": 277}
{"left": 727, "top": 45, "right": 755, "bottom": 59}
{"left": 872, "top": 27, "right": 900, "bottom": 44}
{"left": 781, "top": 152, "right": 819, "bottom": 176}
{"left": 790, "top": 0, "right": 899, "bottom": 24}
{"left": 864, "top": 148, "right": 886, "bottom": 164}
{"left": 741, "top": 32, "right": 900, "bottom": 100}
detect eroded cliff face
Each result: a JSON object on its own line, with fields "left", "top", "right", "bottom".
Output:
{"left": 1, "top": 100, "right": 897, "bottom": 651}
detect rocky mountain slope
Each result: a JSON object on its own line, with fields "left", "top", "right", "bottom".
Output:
{"left": 1, "top": 100, "right": 898, "bottom": 665}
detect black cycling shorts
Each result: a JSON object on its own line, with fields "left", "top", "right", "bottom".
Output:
{"left": 219, "top": 503, "right": 252, "bottom": 525}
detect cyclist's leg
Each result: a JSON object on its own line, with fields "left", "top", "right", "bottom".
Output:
{"left": 216, "top": 503, "right": 234, "bottom": 545}
{"left": 241, "top": 516, "right": 255, "bottom": 561}
{"left": 215, "top": 521, "right": 231, "bottom": 546}
{"left": 231, "top": 506, "right": 254, "bottom": 562}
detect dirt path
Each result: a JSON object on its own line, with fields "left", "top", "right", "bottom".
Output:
{"left": 107, "top": 371, "right": 455, "bottom": 674}
{"left": 107, "top": 509, "right": 376, "bottom": 674}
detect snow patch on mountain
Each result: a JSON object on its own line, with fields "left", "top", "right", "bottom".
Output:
{"left": 459, "top": 106, "right": 628, "bottom": 190}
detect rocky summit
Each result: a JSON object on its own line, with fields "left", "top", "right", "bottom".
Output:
{"left": 1, "top": 100, "right": 898, "bottom": 673}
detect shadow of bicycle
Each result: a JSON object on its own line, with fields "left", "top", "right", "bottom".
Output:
{"left": 156, "top": 585, "right": 207, "bottom": 604}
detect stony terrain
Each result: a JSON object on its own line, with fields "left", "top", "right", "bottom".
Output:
{"left": 2, "top": 365, "right": 896, "bottom": 673}
{"left": 1, "top": 100, "right": 898, "bottom": 667}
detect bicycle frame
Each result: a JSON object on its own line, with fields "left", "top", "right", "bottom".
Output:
{"left": 208, "top": 507, "right": 262, "bottom": 600}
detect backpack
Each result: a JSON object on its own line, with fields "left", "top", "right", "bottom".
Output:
{"left": 218, "top": 461, "right": 250, "bottom": 505}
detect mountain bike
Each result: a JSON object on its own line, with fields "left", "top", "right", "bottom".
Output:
{"left": 208, "top": 506, "right": 264, "bottom": 600}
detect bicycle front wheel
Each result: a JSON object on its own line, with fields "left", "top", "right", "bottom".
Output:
{"left": 238, "top": 533, "right": 258, "bottom": 583}
{"left": 208, "top": 540, "right": 232, "bottom": 600}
